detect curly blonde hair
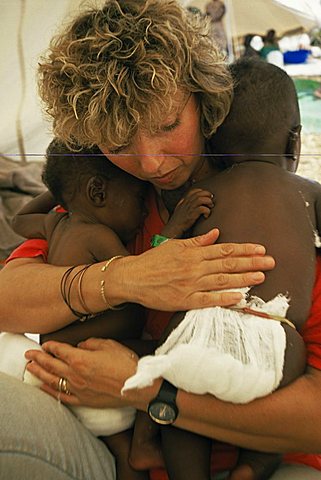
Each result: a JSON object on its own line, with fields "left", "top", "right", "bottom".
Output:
{"left": 38, "top": 0, "right": 233, "bottom": 150}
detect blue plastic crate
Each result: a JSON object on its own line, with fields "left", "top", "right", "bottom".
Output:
{"left": 283, "top": 49, "right": 310, "bottom": 64}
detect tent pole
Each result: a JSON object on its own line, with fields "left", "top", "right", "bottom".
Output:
{"left": 224, "top": 0, "right": 235, "bottom": 62}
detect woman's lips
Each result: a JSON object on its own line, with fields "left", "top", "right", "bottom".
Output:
{"left": 152, "top": 168, "right": 179, "bottom": 185}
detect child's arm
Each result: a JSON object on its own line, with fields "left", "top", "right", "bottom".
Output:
{"left": 11, "top": 191, "right": 58, "bottom": 239}
{"left": 161, "top": 188, "right": 214, "bottom": 239}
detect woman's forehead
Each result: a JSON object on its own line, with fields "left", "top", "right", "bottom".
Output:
{"left": 143, "top": 90, "right": 191, "bottom": 128}
{"left": 102, "top": 90, "right": 192, "bottom": 150}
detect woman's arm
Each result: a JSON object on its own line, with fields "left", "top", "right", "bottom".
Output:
{"left": 0, "top": 229, "right": 274, "bottom": 331}
{"left": 174, "top": 366, "right": 321, "bottom": 453}
{"left": 25, "top": 338, "right": 321, "bottom": 453}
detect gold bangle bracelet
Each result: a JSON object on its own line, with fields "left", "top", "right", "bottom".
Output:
{"left": 100, "top": 255, "right": 125, "bottom": 310}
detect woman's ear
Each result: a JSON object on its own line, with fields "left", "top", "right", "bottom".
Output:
{"left": 286, "top": 124, "right": 301, "bottom": 170}
{"left": 86, "top": 176, "right": 107, "bottom": 206}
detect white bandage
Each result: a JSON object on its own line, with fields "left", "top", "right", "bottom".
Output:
{"left": 123, "top": 293, "right": 289, "bottom": 404}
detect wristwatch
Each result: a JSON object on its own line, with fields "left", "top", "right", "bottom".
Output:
{"left": 148, "top": 380, "right": 178, "bottom": 425}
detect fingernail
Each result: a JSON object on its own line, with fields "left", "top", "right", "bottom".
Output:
{"left": 251, "top": 272, "right": 265, "bottom": 282}
{"left": 230, "top": 293, "right": 243, "bottom": 302}
{"left": 254, "top": 245, "right": 265, "bottom": 255}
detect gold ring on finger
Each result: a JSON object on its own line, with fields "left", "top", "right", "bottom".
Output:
{"left": 58, "top": 377, "right": 71, "bottom": 395}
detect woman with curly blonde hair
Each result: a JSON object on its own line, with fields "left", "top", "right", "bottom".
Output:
{"left": 39, "top": 0, "right": 231, "bottom": 151}
{"left": 0, "top": 1, "right": 295, "bottom": 480}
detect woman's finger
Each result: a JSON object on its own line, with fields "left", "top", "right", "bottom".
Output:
{"left": 202, "top": 255, "right": 274, "bottom": 276}
{"left": 41, "top": 383, "right": 81, "bottom": 406}
{"left": 182, "top": 230, "right": 268, "bottom": 258}
{"left": 40, "top": 340, "right": 79, "bottom": 362}
{"left": 25, "top": 360, "right": 80, "bottom": 405}
{"left": 25, "top": 347, "right": 86, "bottom": 389}
{"left": 25, "top": 348, "right": 70, "bottom": 377}
{"left": 77, "top": 337, "right": 114, "bottom": 351}
{"left": 186, "top": 228, "right": 220, "bottom": 246}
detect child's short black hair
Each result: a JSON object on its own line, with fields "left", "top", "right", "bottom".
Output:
{"left": 42, "top": 139, "right": 126, "bottom": 207}
{"left": 210, "top": 58, "right": 300, "bottom": 154}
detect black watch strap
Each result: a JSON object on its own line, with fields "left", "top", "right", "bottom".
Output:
{"left": 148, "top": 380, "right": 178, "bottom": 425}
{"left": 156, "top": 380, "right": 178, "bottom": 402}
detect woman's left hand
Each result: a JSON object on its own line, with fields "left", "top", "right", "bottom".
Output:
{"left": 25, "top": 338, "right": 139, "bottom": 408}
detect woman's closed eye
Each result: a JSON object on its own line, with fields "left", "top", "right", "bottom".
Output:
{"left": 161, "top": 118, "right": 181, "bottom": 133}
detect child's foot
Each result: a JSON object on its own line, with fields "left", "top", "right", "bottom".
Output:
{"left": 129, "top": 436, "right": 165, "bottom": 471}
{"left": 228, "top": 464, "right": 256, "bottom": 480}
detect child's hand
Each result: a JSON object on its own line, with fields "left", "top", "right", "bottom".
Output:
{"left": 161, "top": 188, "right": 214, "bottom": 238}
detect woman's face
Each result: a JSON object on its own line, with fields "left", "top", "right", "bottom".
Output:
{"left": 100, "top": 94, "right": 205, "bottom": 190}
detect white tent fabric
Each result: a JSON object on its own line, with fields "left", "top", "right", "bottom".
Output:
{"left": 185, "top": 0, "right": 321, "bottom": 37}
{"left": 276, "top": 0, "right": 321, "bottom": 28}
{"left": 0, "top": 0, "right": 103, "bottom": 256}
{"left": 0, "top": 0, "right": 95, "bottom": 164}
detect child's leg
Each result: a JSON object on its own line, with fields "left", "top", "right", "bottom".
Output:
{"left": 102, "top": 430, "right": 149, "bottom": 480}
{"left": 161, "top": 426, "right": 212, "bottom": 480}
{"left": 129, "top": 411, "right": 164, "bottom": 470}
{"left": 230, "top": 325, "right": 306, "bottom": 480}
{"left": 129, "top": 308, "right": 212, "bottom": 479}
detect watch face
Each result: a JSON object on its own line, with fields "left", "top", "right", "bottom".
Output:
{"left": 148, "top": 401, "right": 177, "bottom": 425}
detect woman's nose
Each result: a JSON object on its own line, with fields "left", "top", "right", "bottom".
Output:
{"left": 133, "top": 135, "right": 165, "bottom": 175}
{"left": 138, "top": 154, "right": 164, "bottom": 175}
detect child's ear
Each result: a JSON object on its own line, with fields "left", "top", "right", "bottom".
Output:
{"left": 286, "top": 124, "right": 301, "bottom": 165}
{"left": 87, "top": 176, "right": 106, "bottom": 206}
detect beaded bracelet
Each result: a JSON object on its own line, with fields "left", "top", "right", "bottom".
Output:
{"left": 100, "top": 255, "right": 126, "bottom": 310}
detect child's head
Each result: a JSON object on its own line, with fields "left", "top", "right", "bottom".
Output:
{"left": 210, "top": 58, "right": 301, "bottom": 171}
{"left": 43, "top": 139, "right": 148, "bottom": 242}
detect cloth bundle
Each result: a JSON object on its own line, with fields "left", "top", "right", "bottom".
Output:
{"left": 123, "top": 293, "right": 289, "bottom": 403}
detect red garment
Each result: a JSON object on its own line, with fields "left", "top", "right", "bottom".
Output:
{"left": 6, "top": 239, "right": 48, "bottom": 263}
{"left": 283, "top": 254, "right": 321, "bottom": 471}
{"left": 127, "top": 187, "right": 174, "bottom": 340}
{"left": 6, "top": 187, "right": 321, "bottom": 474}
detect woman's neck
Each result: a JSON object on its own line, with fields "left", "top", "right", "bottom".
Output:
{"left": 155, "top": 191, "right": 170, "bottom": 223}
{"left": 190, "top": 156, "right": 221, "bottom": 184}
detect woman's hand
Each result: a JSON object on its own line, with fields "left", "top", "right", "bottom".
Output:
{"left": 118, "top": 228, "right": 275, "bottom": 311}
{"left": 25, "top": 338, "right": 142, "bottom": 408}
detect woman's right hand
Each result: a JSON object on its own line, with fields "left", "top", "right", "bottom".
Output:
{"left": 112, "top": 228, "right": 275, "bottom": 311}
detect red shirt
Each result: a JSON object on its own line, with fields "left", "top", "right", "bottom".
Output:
{"left": 7, "top": 187, "right": 321, "bottom": 474}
